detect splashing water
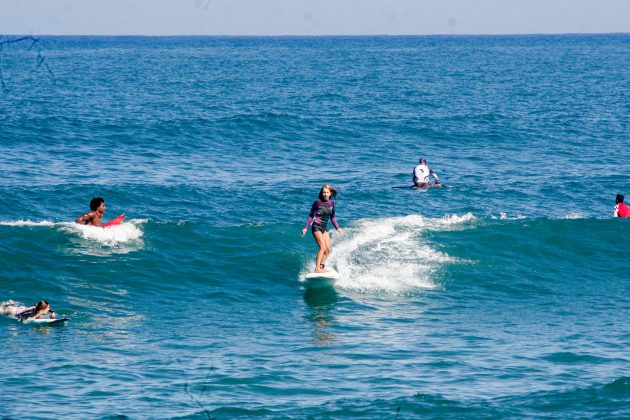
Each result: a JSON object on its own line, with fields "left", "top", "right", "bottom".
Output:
{"left": 323, "top": 214, "right": 475, "bottom": 293}
{"left": 59, "top": 221, "right": 143, "bottom": 246}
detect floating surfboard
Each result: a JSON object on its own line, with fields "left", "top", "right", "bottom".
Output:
{"left": 304, "top": 269, "right": 339, "bottom": 288}
{"left": 102, "top": 214, "right": 125, "bottom": 228}
{"left": 27, "top": 317, "right": 69, "bottom": 325}
{"left": 392, "top": 184, "right": 446, "bottom": 189}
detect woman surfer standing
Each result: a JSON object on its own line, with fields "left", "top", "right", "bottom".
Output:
{"left": 302, "top": 185, "right": 343, "bottom": 273}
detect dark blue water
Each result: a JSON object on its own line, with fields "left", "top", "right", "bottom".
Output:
{"left": 1, "top": 35, "right": 629, "bottom": 418}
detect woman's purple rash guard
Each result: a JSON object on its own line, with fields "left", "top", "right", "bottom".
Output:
{"left": 304, "top": 199, "right": 339, "bottom": 233}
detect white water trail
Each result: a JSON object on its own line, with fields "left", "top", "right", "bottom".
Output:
{"left": 306, "top": 213, "right": 475, "bottom": 293}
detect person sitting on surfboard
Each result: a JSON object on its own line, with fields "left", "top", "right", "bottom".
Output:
{"left": 614, "top": 194, "right": 630, "bottom": 218}
{"left": 413, "top": 158, "right": 441, "bottom": 188}
{"left": 75, "top": 197, "right": 106, "bottom": 226}
{"left": 1, "top": 300, "right": 55, "bottom": 321}
{"left": 302, "top": 185, "right": 344, "bottom": 273}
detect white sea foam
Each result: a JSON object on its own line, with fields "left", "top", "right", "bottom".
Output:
{"left": 303, "top": 214, "right": 475, "bottom": 293}
{"left": 0, "top": 220, "right": 56, "bottom": 227}
{"left": 491, "top": 212, "right": 527, "bottom": 220}
{"left": 130, "top": 218, "right": 149, "bottom": 224}
{"left": 560, "top": 212, "right": 585, "bottom": 220}
{"left": 59, "top": 221, "right": 143, "bottom": 246}
{"left": 432, "top": 212, "right": 477, "bottom": 227}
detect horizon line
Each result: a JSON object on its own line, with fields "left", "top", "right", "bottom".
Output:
{"left": 3, "top": 32, "right": 630, "bottom": 38}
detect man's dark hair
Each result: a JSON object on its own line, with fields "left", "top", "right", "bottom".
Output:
{"left": 90, "top": 197, "right": 104, "bottom": 211}
{"left": 616, "top": 194, "right": 624, "bottom": 204}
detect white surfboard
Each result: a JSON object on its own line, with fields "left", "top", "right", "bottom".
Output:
{"left": 26, "top": 317, "right": 69, "bottom": 325}
{"left": 304, "top": 269, "right": 339, "bottom": 288}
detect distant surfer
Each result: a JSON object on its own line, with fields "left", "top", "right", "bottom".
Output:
{"left": 302, "top": 185, "right": 343, "bottom": 273}
{"left": 1, "top": 300, "right": 56, "bottom": 321}
{"left": 613, "top": 194, "right": 630, "bottom": 218}
{"left": 75, "top": 197, "right": 106, "bottom": 226}
{"left": 413, "top": 158, "right": 441, "bottom": 188}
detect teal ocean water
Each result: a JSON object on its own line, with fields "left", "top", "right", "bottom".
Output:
{"left": 1, "top": 35, "right": 629, "bottom": 418}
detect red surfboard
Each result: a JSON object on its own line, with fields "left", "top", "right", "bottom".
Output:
{"left": 102, "top": 214, "right": 125, "bottom": 228}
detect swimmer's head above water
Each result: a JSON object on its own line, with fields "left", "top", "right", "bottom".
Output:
{"left": 90, "top": 197, "right": 105, "bottom": 211}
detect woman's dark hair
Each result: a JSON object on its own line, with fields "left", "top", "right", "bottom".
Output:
{"left": 35, "top": 300, "right": 49, "bottom": 312}
{"left": 617, "top": 194, "right": 624, "bottom": 204}
{"left": 90, "top": 197, "right": 104, "bottom": 211}
{"left": 318, "top": 185, "right": 337, "bottom": 200}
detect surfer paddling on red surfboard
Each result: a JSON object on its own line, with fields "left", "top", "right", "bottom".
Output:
{"left": 75, "top": 197, "right": 125, "bottom": 227}
{"left": 302, "top": 185, "right": 343, "bottom": 273}
{"left": 76, "top": 197, "right": 106, "bottom": 226}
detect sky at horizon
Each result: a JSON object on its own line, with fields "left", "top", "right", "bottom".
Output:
{"left": 1, "top": 0, "right": 630, "bottom": 36}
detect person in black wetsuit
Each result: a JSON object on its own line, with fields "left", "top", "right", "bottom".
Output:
{"left": 0, "top": 300, "right": 55, "bottom": 321}
{"left": 302, "top": 185, "right": 344, "bottom": 273}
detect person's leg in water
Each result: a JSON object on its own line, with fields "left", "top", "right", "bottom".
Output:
{"left": 0, "top": 301, "right": 20, "bottom": 317}
{"left": 312, "top": 230, "right": 331, "bottom": 273}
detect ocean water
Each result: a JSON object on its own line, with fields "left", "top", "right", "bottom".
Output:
{"left": 1, "top": 35, "right": 629, "bottom": 418}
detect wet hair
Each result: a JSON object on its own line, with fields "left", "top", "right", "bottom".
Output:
{"left": 90, "top": 197, "right": 104, "bottom": 211}
{"left": 616, "top": 194, "right": 624, "bottom": 204}
{"left": 35, "top": 300, "right": 49, "bottom": 312}
{"left": 419, "top": 157, "right": 427, "bottom": 164}
{"left": 319, "top": 185, "right": 337, "bottom": 200}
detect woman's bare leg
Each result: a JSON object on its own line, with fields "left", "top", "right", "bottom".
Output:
{"left": 320, "top": 232, "right": 331, "bottom": 270}
{"left": 312, "top": 231, "right": 328, "bottom": 272}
